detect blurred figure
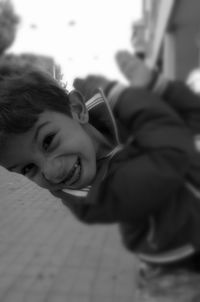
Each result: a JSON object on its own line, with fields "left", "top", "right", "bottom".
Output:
{"left": 0, "top": 52, "right": 65, "bottom": 86}
{"left": 187, "top": 68, "right": 200, "bottom": 94}
{"left": 0, "top": 0, "right": 19, "bottom": 55}
{"left": 115, "top": 50, "right": 153, "bottom": 87}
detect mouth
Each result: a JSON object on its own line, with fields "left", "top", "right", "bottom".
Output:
{"left": 61, "top": 157, "right": 81, "bottom": 187}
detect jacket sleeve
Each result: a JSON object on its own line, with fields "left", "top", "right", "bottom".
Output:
{"left": 105, "top": 148, "right": 188, "bottom": 223}
{"left": 113, "top": 87, "right": 194, "bottom": 153}
{"left": 147, "top": 72, "right": 200, "bottom": 133}
{"left": 98, "top": 88, "right": 195, "bottom": 223}
{"left": 161, "top": 80, "right": 200, "bottom": 133}
{"left": 77, "top": 88, "right": 195, "bottom": 224}
{"left": 106, "top": 76, "right": 200, "bottom": 134}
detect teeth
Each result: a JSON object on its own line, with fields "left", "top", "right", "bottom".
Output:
{"left": 63, "top": 158, "right": 81, "bottom": 186}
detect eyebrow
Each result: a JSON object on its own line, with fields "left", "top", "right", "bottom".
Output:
{"left": 34, "top": 121, "right": 51, "bottom": 142}
{"left": 8, "top": 121, "right": 50, "bottom": 171}
{"left": 8, "top": 165, "right": 18, "bottom": 171}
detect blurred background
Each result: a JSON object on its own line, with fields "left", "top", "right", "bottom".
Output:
{"left": 1, "top": 0, "right": 142, "bottom": 88}
{"left": 1, "top": 0, "right": 200, "bottom": 92}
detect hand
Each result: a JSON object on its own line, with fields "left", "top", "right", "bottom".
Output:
{"left": 115, "top": 50, "right": 153, "bottom": 88}
{"left": 73, "top": 74, "right": 111, "bottom": 100}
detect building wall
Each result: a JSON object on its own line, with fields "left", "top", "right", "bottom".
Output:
{"left": 163, "top": 32, "right": 175, "bottom": 79}
{"left": 174, "top": 25, "right": 199, "bottom": 80}
{"left": 140, "top": 0, "right": 200, "bottom": 80}
{"left": 162, "top": 0, "right": 200, "bottom": 80}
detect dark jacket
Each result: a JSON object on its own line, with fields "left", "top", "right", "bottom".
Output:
{"left": 53, "top": 86, "right": 199, "bottom": 264}
{"left": 161, "top": 80, "right": 200, "bottom": 190}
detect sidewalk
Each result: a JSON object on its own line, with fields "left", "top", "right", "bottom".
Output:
{"left": 0, "top": 167, "right": 139, "bottom": 302}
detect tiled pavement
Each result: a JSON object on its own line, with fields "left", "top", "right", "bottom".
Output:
{"left": 0, "top": 167, "right": 140, "bottom": 302}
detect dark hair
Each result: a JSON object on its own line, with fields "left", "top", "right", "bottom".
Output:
{"left": 0, "top": 65, "right": 71, "bottom": 145}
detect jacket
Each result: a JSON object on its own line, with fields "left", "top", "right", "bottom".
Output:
{"left": 53, "top": 86, "right": 199, "bottom": 264}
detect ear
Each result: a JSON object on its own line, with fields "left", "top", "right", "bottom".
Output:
{"left": 69, "top": 90, "right": 89, "bottom": 124}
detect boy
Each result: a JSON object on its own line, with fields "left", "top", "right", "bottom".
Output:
{"left": 73, "top": 64, "right": 200, "bottom": 298}
{"left": 0, "top": 64, "right": 198, "bottom": 272}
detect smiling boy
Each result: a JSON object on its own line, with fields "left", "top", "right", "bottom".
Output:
{"left": 0, "top": 65, "right": 199, "bottom": 270}
{"left": 0, "top": 69, "right": 112, "bottom": 192}
{"left": 1, "top": 98, "right": 102, "bottom": 191}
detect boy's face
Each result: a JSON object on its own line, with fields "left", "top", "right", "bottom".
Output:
{"left": 0, "top": 96, "right": 97, "bottom": 192}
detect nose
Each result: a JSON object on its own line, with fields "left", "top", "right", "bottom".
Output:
{"left": 42, "top": 158, "right": 65, "bottom": 184}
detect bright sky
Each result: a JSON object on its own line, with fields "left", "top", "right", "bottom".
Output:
{"left": 9, "top": 0, "right": 142, "bottom": 88}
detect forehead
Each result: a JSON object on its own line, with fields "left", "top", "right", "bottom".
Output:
{"left": 0, "top": 128, "right": 35, "bottom": 166}
{"left": 0, "top": 112, "right": 50, "bottom": 165}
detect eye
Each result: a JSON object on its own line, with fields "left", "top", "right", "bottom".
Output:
{"left": 42, "top": 134, "right": 55, "bottom": 151}
{"left": 21, "top": 163, "right": 36, "bottom": 176}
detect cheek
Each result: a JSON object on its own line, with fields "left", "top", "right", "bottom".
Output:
{"left": 31, "top": 173, "right": 52, "bottom": 190}
{"left": 84, "top": 139, "right": 96, "bottom": 160}
{"left": 32, "top": 175, "right": 45, "bottom": 187}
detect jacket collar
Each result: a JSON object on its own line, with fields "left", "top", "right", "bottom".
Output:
{"left": 86, "top": 88, "right": 121, "bottom": 147}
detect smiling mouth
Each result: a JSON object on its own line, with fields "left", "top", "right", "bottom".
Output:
{"left": 61, "top": 157, "right": 81, "bottom": 187}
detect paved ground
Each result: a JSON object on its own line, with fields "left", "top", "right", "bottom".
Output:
{"left": 0, "top": 167, "right": 140, "bottom": 302}
{"left": 1, "top": 167, "right": 200, "bottom": 302}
